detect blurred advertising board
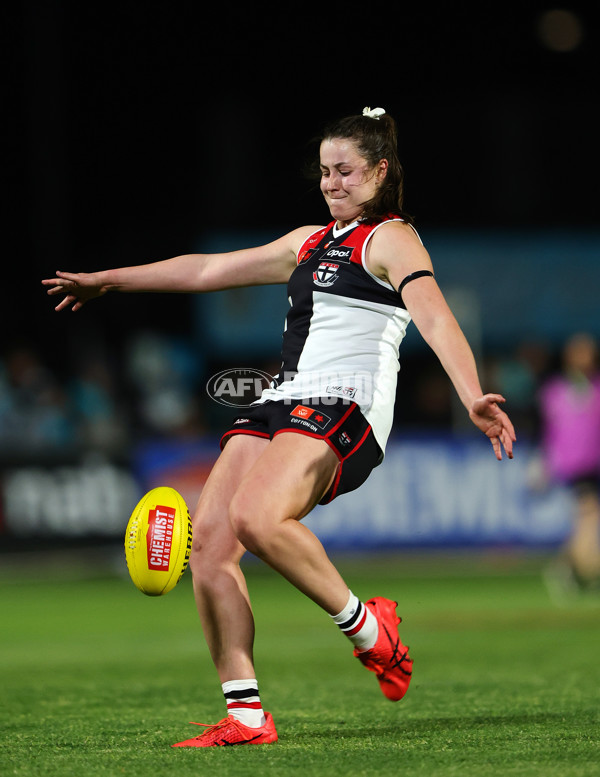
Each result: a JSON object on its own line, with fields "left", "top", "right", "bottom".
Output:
{"left": 306, "top": 435, "right": 571, "bottom": 550}
{"left": 0, "top": 436, "right": 571, "bottom": 548}
{"left": 0, "top": 453, "right": 139, "bottom": 540}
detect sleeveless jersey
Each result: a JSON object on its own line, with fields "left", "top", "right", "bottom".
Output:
{"left": 258, "top": 217, "right": 413, "bottom": 452}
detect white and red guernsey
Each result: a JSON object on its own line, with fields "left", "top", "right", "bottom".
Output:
{"left": 258, "top": 216, "right": 415, "bottom": 454}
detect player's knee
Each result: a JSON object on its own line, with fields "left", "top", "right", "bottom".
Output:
{"left": 188, "top": 534, "right": 212, "bottom": 582}
{"left": 188, "top": 523, "right": 231, "bottom": 582}
{"left": 228, "top": 494, "right": 269, "bottom": 556}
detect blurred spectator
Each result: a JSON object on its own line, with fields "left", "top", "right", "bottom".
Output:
{"left": 68, "top": 353, "right": 130, "bottom": 453}
{"left": 538, "top": 333, "right": 600, "bottom": 592}
{"left": 124, "top": 330, "right": 207, "bottom": 438}
{"left": 486, "top": 339, "right": 551, "bottom": 439}
{"left": 0, "top": 332, "right": 213, "bottom": 459}
{"left": 0, "top": 344, "right": 76, "bottom": 453}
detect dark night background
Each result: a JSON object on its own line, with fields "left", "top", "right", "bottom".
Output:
{"left": 6, "top": 1, "right": 600, "bottom": 417}
{"left": 2, "top": 1, "right": 599, "bottom": 545}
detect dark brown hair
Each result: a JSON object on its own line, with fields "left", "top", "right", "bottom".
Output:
{"left": 318, "top": 110, "right": 413, "bottom": 225}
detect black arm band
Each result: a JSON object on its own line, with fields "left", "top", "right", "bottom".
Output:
{"left": 398, "top": 269, "right": 434, "bottom": 298}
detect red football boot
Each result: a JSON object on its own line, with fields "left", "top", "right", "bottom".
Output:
{"left": 172, "top": 712, "right": 278, "bottom": 747}
{"left": 354, "top": 597, "right": 413, "bottom": 701}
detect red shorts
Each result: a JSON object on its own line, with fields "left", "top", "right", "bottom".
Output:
{"left": 220, "top": 398, "right": 383, "bottom": 504}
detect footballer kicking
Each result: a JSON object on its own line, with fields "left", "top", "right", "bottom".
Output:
{"left": 43, "top": 108, "right": 515, "bottom": 747}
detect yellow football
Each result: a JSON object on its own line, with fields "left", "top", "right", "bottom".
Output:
{"left": 124, "top": 486, "right": 193, "bottom": 596}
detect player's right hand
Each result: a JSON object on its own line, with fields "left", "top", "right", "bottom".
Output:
{"left": 41, "top": 270, "right": 108, "bottom": 312}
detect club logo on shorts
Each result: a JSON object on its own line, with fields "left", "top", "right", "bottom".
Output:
{"left": 313, "top": 262, "right": 340, "bottom": 287}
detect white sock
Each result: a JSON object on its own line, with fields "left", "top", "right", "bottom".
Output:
{"left": 222, "top": 679, "right": 266, "bottom": 728}
{"left": 331, "top": 591, "right": 378, "bottom": 651}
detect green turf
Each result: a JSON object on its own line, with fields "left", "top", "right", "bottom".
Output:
{"left": 1, "top": 552, "right": 599, "bottom": 776}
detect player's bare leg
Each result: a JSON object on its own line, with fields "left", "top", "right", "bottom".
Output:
{"left": 226, "top": 432, "right": 413, "bottom": 702}
{"left": 173, "top": 434, "right": 284, "bottom": 747}
{"left": 189, "top": 434, "right": 270, "bottom": 682}
{"left": 227, "top": 432, "right": 355, "bottom": 615}
{"left": 179, "top": 432, "right": 349, "bottom": 747}
{"left": 188, "top": 430, "right": 412, "bottom": 732}
{"left": 191, "top": 432, "right": 349, "bottom": 683}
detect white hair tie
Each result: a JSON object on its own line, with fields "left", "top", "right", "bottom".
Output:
{"left": 362, "top": 106, "right": 386, "bottom": 120}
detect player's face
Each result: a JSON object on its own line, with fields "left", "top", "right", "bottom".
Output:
{"left": 319, "top": 138, "right": 386, "bottom": 227}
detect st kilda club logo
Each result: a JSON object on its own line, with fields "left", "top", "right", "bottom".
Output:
{"left": 313, "top": 262, "right": 339, "bottom": 287}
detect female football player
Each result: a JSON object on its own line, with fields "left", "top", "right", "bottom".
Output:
{"left": 43, "top": 107, "right": 515, "bottom": 747}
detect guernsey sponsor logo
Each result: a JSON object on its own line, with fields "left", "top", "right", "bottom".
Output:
{"left": 146, "top": 505, "right": 175, "bottom": 570}
{"left": 324, "top": 246, "right": 353, "bottom": 263}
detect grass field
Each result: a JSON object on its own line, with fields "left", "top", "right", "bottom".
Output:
{"left": 1, "top": 549, "right": 599, "bottom": 777}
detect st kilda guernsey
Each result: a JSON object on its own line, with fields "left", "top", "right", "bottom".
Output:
{"left": 257, "top": 217, "right": 417, "bottom": 453}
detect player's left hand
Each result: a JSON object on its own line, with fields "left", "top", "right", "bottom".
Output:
{"left": 468, "top": 394, "right": 516, "bottom": 460}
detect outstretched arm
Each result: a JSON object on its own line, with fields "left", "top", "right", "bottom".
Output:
{"left": 407, "top": 282, "right": 515, "bottom": 459}
{"left": 368, "top": 223, "right": 516, "bottom": 460}
{"left": 41, "top": 226, "right": 319, "bottom": 312}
